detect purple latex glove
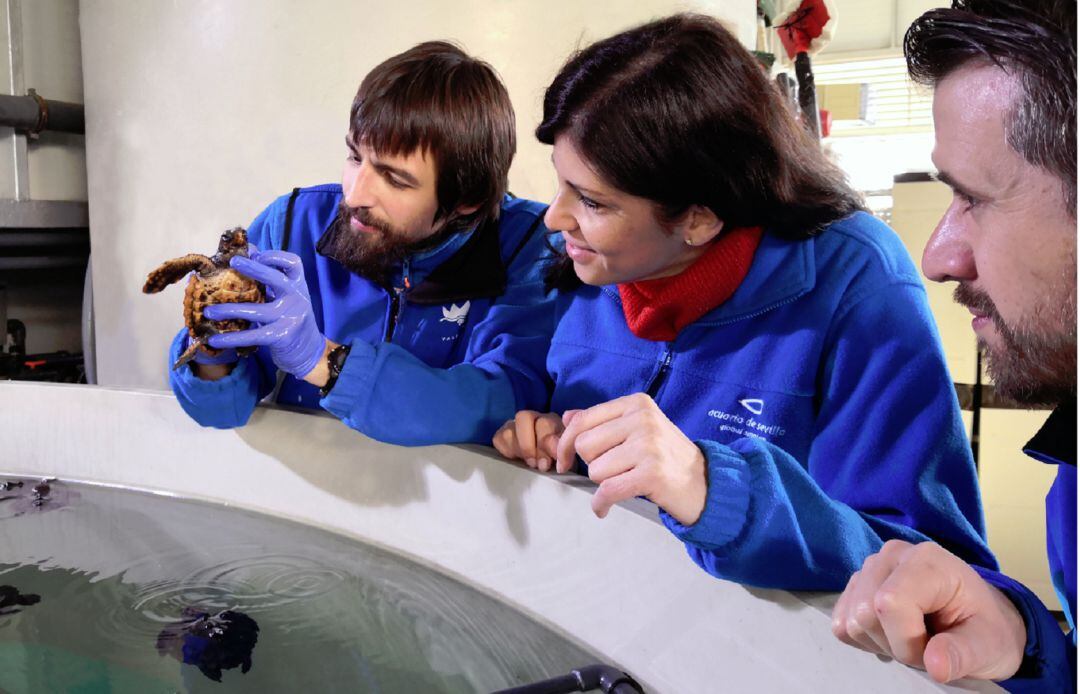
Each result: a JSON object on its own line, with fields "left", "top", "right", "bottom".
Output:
{"left": 185, "top": 242, "right": 262, "bottom": 366}
{"left": 203, "top": 251, "right": 326, "bottom": 379}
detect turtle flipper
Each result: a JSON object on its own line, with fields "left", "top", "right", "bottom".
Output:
{"left": 143, "top": 254, "right": 216, "bottom": 293}
{"left": 172, "top": 335, "right": 206, "bottom": 370}
{"left": 198, "top": 663, "right": 224, "bottom": 683}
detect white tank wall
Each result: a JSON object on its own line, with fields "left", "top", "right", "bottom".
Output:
{"left": 78, "top": 0, "right": 755, "bottom": 389}
{"left": 0, "top": 382, "right": 1001, "bottom": 693}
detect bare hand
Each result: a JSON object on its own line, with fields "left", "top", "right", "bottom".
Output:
{"left": 556, "top": 393, "right": 707, "bottom": 524}
{"left": 832, "top": 540, "right": 1026, "bottom": 683}
{"left": 190, "top": 361, "right": 235, "bottom": 381}
{"left": 492, "top": 410, "right": 566, "bottom": 472}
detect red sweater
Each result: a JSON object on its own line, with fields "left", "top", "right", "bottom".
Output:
{"left": 618, "top": 226, "right": 763, "bottom": 341}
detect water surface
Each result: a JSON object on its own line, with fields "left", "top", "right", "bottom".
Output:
{"left": 0, "top": 479, "right": 596, "bottom": 692}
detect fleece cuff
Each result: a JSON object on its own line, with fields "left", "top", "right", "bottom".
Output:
{"left": 319, "top": 339, "right": 377, "bottom": 426}
{"left": 973, "top": 564, "right": 1076, "bottom": 693}
{"left": 660, "top": 439, "right": 751, "bottom": 551}
{"left": 170, "top": 328, "right": 252, "bottom": 393}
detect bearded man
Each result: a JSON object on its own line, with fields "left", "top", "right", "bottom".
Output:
{"left": 831, "top": 2, "right": 1076, "bottom": 691}
{"left": 169, "top": 41, "right": 554, "bottom": 445}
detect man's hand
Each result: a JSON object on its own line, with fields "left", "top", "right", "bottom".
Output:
{"left": 832, "top": 540, "right": 1027, "bottom": 683}
{"left": 203, "top": 251, "right": 327, "bottom": 380}
{"left": 492, "top": 410, "right": 566, "bottom": 471}
{"left": 556, "top": 393, "right": 707, "bottom": 524}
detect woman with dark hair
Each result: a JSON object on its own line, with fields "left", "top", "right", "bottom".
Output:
{"left": 492, "top": 14, "right": 996, "bottom": 590}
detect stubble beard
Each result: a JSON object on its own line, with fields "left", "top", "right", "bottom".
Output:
{"left": 955, "top": 278, "right": 1077, "bottom": 407}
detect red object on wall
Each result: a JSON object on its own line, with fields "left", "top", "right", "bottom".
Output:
{"left": 819, "top": 109, "right": 832, "bottom": 138}
{"left": 776, "top": 0, "right": 833, "bottom": 57}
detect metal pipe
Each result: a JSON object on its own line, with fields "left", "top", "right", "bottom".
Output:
{"left": 0, "top": 199, "right": 89, "bottom": 228}
{"left": 0, "top": 256, "right": 87, "bottom": 270}
{"left": 0, "top": 92, "right": 84, "bottom": 135}
{"left": 493, "top": 665, "right": 643, "bottom": 694}
{"left": 0, "top": 230, "right": 88, "bottom": 246}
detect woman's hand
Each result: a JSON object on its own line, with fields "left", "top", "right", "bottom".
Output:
{"left": 492, "top": 410, "right": 566, "bottom": 472}
{"left": 557, "top": 393, "right": 707, "bottom": 524}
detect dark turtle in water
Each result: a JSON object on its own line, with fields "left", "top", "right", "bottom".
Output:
{"left": 156, "top": 607, "right": 260, "bottom": 682}
{"left": 0, "top": 585, "right": 40, "bottom": 616}
{"left": 0, "top": 476, "right": 77, "bottom": 518}
{"left": 143, "top": 228, "right": 265, "bottom": 369}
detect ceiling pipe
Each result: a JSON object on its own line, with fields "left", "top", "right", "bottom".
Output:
{"left": 0, "top": 90, "right": 84, "bottom": 135}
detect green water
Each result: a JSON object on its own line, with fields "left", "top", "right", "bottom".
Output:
{"left": 0, "top": 481, "right": 596, "bottom": 693}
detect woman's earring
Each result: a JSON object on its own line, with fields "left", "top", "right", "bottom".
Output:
{"left": 685, "top": 237, "right": 695, "bottom": 246}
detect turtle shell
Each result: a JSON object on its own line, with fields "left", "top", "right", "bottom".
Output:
{"left": 184, "top": 266, "right": 264, "bottom": 357}
{"left": 143, "top": 227, "right": 266, "bottom": 368}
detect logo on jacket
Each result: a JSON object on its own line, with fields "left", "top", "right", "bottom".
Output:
{"left": 738, "top": 398, "right": 765, "bottom": 415}
{"left": 440, "top": 301, "right": 471, "bottom": 326}
{"left": 708, "top": 398, "right": 786, "bottom": 440}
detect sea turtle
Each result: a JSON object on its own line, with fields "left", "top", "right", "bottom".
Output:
{"left": 0, "top": 585, "right": 40, "bottom": 616}
{"left": 143, "top": 228, "right": 265, "bottom": 369}
{"left": 156, "top": 607, "right": 260, "bottom": 682}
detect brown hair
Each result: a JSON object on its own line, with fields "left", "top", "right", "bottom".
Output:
{"left": 536, "top": 14, "right": 862, "bottom": 239}
{"left": 905, "top": 0, "right": 1076, "bottom": 212}
{"left": 351, "top": 41, "right": 516, "bottom": 231}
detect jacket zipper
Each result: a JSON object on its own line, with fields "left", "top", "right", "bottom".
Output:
{"left": 709, "top": 293, "right": 805, "bottom": 327}
{"left": 384, "top": 260, "right": 411, "bottom": 342}
{"left": 645, "top": 349, "right": 673, "bottom": 399}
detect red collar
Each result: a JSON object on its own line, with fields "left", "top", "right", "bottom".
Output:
{"left": 617, "top": 226, "right": 763, "bottom": 341}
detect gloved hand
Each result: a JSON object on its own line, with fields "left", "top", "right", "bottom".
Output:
{"left": 185, "top": 243, "right": 262, "bottom": 367}
{"left": 203, "top": 251, "right": 327, "bottom": 379}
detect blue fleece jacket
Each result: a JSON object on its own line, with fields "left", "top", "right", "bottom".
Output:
{"left": 983, "top": 400, "right": 1075, "bottom": 693}
{"left": 169, "top": 184, "right": 556, "bottom": 444}
{"left": 547, "top": 211, "right": 996, "bottom": 590}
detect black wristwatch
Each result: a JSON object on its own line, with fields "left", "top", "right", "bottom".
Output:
{"left": 320, "top": 343, "right": 351, "bottom": 397}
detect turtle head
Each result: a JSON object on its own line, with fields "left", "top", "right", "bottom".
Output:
{"left": 215, "top": 227, "right": 251, "bottom": 262}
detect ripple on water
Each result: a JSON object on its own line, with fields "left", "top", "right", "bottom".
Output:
{"left": 0, "top": 482, "right": 598, "bottom": 692}
{"left": 93, "top": 554, "right": 348, "bottom": 653}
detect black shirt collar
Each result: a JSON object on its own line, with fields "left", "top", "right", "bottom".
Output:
{"left": 406, "top": 215, "right": 507, "bottom": 305}
{"left": 1023, "top": 397, "right": 1077, "bottom": 467}
{"left": 315, "top": 214, "right": 509, "bottom": 306}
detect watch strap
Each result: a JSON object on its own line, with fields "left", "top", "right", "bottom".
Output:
{"left": 319, "top": 343, "right": 351, "bottom": 397}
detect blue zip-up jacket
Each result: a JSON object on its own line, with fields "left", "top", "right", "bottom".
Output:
{"left": 979, "top": 400, "right": 1076, "bottom": 693}
{"left": 169, "top": 184, "right": 555, "bottom": 444}
{"left": 547, "top": 211, "right": 996, "bottom": 590}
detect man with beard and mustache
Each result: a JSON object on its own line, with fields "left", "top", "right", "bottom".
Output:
{"left": 831, "top": 1, "right": 1076, "bottom": 691}
{"left": 166, "top": 41, "right": 556, "bottom": 446}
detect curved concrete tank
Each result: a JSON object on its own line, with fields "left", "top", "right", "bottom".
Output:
{"left": 0, "top": 383, "right": 1000, "bottom": 693}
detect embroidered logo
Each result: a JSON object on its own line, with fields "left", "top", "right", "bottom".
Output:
{"left": 440, "top": 301, "right": 471, "bottom": 326}
{"left": 738, "top": 398, "right": 764, "bottom": 415}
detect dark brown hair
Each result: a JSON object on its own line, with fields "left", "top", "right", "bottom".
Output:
{"left": 536, "top": 13, "right": 862, "bottom": 239}
{"left": 351, "top": 41, "right": 516, "bottom": 231}
{"left": 905, "top": 0, "right": 1076, "bottom": 211}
